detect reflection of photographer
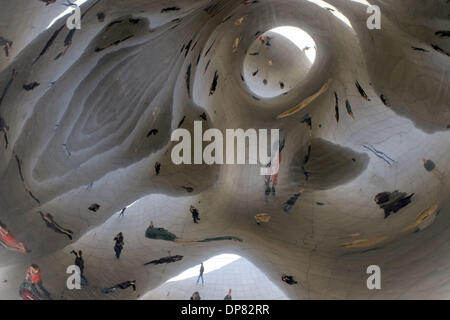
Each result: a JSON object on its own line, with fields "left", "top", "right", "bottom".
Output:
{"left": 71, "top": 250, "right": 88, "bottom": 286}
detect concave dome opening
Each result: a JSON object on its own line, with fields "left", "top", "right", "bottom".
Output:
{"left": 242, "top": 26, "right": 317, "bottom": 99}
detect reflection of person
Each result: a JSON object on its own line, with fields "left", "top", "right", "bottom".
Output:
{"left": 345, "top": 100, "right": 355, "bottom": 119}
{"left": 101, "top": 280, "right": 136, "bottom": 294}
{"left": 114, "top": 232, "right": 124, "bottom": 259}
{"left": 190, "top": 291, "right": 201, "bottom": 300}
{"left": 147, "top": 129, "right": 158, "bottom": 137}
{"left": 155, "top": 162, "right": 161, "bottom": 176}
{"left": 283, "top": 189, "right": 305, "bottom": 213}
{"left": 19, "top": 281, "right": 40, "bottom": 300}
{"left": 374, "top": 191, "right": 414, "bottom": 219}
{"left": 0, "top": 37, "right": 13, "bottom": 57}
{"left": 254, "top": 213, "right": 271, "bottom": 225}
{"left": 264, "top": 138, "right": 285, "bottom": 196}
{"left": 88, "top": 203, "right": 100, "bottom": 212}
{"left": 185, "top": 64, "right": 192, "bottom": 97}
{"left": 182, "top": 186, "right": 194, "bottom": 193}
{"left": 0, "top": 69, "right": 17, "bottom": 107}
{"left": 71, "top": 250, "right": 88, "bottom": 286}
{"left": 196, "top": 263, "right": 205, "bottom": 285}
{"left": 423, "top": 159, "right": 444, "bottom": 180}
{"left": 0, "top": 220, "right": 29, "bottom": 254}
{"left": 39, "top": 0, "right": 57, "bottom": 6}
{"left": 144, "top": 255, "right": 183, "bottom": 266}
{"left": 300, "top": 114, "right": 312, "bottom": 135}
{"left": 0, "top": 116, "right": 9, "bottom": 149}
{"left": 355, "top": 81, "right": 370, "bottom": 101}
{"left": 281, "top": 274, "right": 297, "bottom": 285}
{"left": 38, "top": 211, "right": 73, "bottom": 240}
{"left": 435, "top": 31, "right": 450, "bottom": 37}
{"left": 224, "top": 289, "right": 232, "bottom": 300}
{"left": 190, "top": 206, "right": 200, "bottom": 223}
{"left": 334, "top": 92, "right": 340, "bottom": 122}
{"left": 145, "top": 221, "right": 177, "bottom": 241}
{"left": 25, "top": 264, "right": 52, "bottom": 299}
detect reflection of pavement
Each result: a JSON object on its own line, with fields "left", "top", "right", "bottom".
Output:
{"left": 141, "top": 257, "right": 288, "bottom": 300}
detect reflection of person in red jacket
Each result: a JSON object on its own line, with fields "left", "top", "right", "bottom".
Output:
{"left": 25, "top": 265, "right": 52, "bottom": 299}
{"left": 0, "top": 221, "right": 30, "bottom": 254}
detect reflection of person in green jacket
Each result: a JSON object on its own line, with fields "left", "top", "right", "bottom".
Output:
{"left": 345, "top": 100, "right": 355, "bottom": 119}
{"left": 145, "top": 221, "right": 243, "bottom": 243}
{"left": 224, "top": 289, "right": 232, "bottom": 300}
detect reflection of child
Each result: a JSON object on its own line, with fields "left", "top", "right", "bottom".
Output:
{"left": 209, "top": 71, "right": 219, "bottom": 96}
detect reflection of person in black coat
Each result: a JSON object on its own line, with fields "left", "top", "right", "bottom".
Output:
{"left": 374, "top": 191, "right": 415, "bottom": 219}
{"left": 155, "top": 162, "right": 161, "bottom": 176}
{"left": 355, "top": 81, "right": 370, "bottom": 101}
{"left": 101, "top": 280, "right": 136, "bottom": 294}
{"left": 334, "top": 92, "right": 340, "bottom": 122}
{"left": 435, "top": 31, "right": 450, "bottom": 38}
{"left": 190, "top": 206, "right": 200, "bottom": 223}
{"left": 144, "top": 255, "right": 183, "bottom": 266}
{"left": 209, "top": 71, "right": 219, "bottom": 95}
{"left": 114, "top": 232, "right": 124, "bottom": 259}
{"left": 40, "top": 0, "right": 57, "bottom": 6}
{"left": 282, "top": 274, "right": 297, "bottom": 285}
{"left": 71, "top": 250, "right": 88, "bottom": 285}
{"left": 88, "top": 203, "right": 100, "bottom": 212}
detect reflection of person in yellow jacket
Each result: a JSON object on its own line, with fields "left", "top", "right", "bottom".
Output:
{"left": 254, "top": 213, "right": 271, "bottom": 225}
{"left": 402, "top": 205, "right": 439, "bottom": 233}
{"left": 341, "top": 236, "right": 388, "bottom": 249}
